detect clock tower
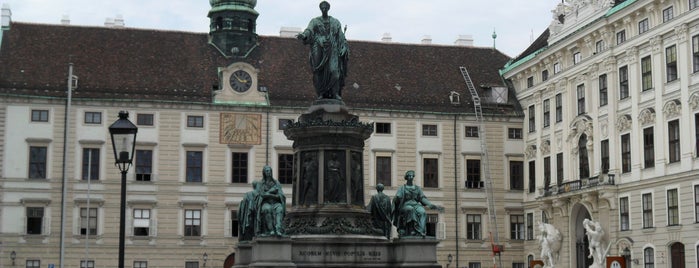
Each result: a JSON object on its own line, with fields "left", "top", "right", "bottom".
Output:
{"left": 207, "top": 0, "right": 258, "bottom": 58}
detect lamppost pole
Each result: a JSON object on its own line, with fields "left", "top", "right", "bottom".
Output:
{"left": 108, "top": 111, "right": 137, "bottom": 268}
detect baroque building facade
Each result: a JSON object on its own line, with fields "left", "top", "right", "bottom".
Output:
{"left": 0, "top": 1, "right": 528, "bottom": 268}
{"left": 501, "top": 0, "right": 699, "bottom": 267}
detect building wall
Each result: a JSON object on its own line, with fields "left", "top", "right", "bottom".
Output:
{"left": 503, "top": 0, "right": 699, "bottom": 266}
{"left": 0, "top": 96, "right": 525, "bottom": 267}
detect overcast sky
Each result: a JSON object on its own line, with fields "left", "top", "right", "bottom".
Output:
{"left": 1, "top": 0, "right": 561, "bottom": 57}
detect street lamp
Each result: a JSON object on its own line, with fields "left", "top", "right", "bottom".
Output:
{"left": 10, "top": 250, "right": 16, "bottom": 266}
{"left": 108, "top": 111, "right": 137, "bottom": 268}
{"left": 203, "top": 252, "right": 208, "bottom": 267}
{"left": 447, "top": 253, "right": 452, "bottom": 268}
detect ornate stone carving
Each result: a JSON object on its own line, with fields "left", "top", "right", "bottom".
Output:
{"left": 600, "top": 119, "right": 608, "bottom": 139}
{"left": 626, "top": 46, "right": 638, "bottom": 64}
{"left": 638, "top": 108, "right": 655, "bottom": 126}
{"left": 663, "top": 99, "right": 681, "bottom": 119}
{"left": 674, "top": 24, "right": 688, "bottom": 41}
{"left": 541, "top": 140, "right": 551, "bottom": 155}
{"left": 616, "top": 114, "right": 631, "bottom": 132}
{"left": 690, "top": 92, "right": 699, "bottom": 111}
{"left": 525, "top": 144, "right": 538, "bottom": 159}
{"left": 650, "top": 36, "right": 662, "bottom": 52}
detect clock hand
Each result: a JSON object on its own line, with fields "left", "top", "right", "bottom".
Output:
{"left": 233, "top": 73, "right": 248, "bottom": 83}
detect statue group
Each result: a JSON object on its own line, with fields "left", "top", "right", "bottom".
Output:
{"left": 537, "top": 222, "right": 562, "bottom": 268}
{"left": 237, "top": 166, "right": 286, "bottom": 241}
{"left": 583, "top": 218, "right": 610, "bottom": 268}
{"left": 367, "top": 170, "right": 444, "bottom": 239}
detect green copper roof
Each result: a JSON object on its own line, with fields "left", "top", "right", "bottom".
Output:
{"left": 606, "top": 0, "right": 637, "bottom": 16}
{"left": 208, "top": 5, "right": 258, "bottom": 16}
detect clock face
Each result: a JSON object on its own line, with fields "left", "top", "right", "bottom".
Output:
{"left": 229, "top": 70, "right": 252, "bottom": 93}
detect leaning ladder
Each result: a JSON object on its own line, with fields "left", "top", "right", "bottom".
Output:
{"left": 460, "top": 66, "right": 502, "bottom": 268}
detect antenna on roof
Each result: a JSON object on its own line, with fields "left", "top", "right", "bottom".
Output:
{"left": 491, "top": 29, "right": 497, "bottom": 50}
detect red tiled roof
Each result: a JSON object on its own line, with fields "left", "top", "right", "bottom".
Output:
{"left": 0, "top": 22, "right": 521, "bottom": 115}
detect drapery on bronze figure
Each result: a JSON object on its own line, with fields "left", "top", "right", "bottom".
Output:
{"left": 296, "top": 1, "right": 349, "bottom": 100}
{"left": 392, "top": 170, "right": 444, "bottom": 237}
{"left": 237, "top": 181, "right": 259, "bottom": 241}
{"left": 367, "top": 183, "right": 393, "bottom": 239}
{"left": 255, "top": 166, "right": 286, "bottom": 236}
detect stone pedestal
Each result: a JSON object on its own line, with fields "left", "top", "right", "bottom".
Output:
{"left": 233, "top": 242, "right": 252, "bottom": 268}
{"left": 248, "top": 237, "right": 296, "bottom": 268}
{"left": 391, "top": 239, "right": 441, "bottom": 268}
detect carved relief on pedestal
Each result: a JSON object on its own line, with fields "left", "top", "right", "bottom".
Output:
{"left": 690, "top": 91, "right": 699, "bottom": 111}
{"left": 638, "top": 108, "right": 656, "bottom": 127}
{"left": 615, "top": 114, "right": 632, "bottom": 133}
{"left": 600, "top": 119, "right": 608, "bottom": 139}
{"left": 541, "top": 140, "right": 551, "bottom": 155}
{"left": 663, "top": 99, "right": 682, "bottom": 119}
{"left": 525, "top": 144, "right": 538, "bottom": 160}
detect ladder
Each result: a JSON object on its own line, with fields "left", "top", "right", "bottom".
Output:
{"left": 460, "top": 66, "right": 502, "bottom": 268}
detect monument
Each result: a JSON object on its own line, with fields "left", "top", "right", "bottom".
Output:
{"left": 233, "top": 2, "right": 441, "bottom": 267}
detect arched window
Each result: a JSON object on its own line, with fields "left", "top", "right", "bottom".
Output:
{"left": 670, "top": 242, "right": 685, "bottom": 268}
{"left": 644, "top": 247, "right": 655, "bottom": 268}
{"left": 578, "top": 134, "right": 589, "bottom": 179}
{"left": 527, "top": 254, "right": 533, "bottom": 268}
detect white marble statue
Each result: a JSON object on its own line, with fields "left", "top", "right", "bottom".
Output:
{"left": 583, "top": 218, "right": 610, "bottom": 268}
{"left": 537, "top": 222, "right": 562, "bottom": 267}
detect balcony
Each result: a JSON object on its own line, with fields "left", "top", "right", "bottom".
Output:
{"left": 539, "top": 173, "right": 616, "bottom": 198}
{"left": 465, "top": 180, "right": 485, "bottom": 189}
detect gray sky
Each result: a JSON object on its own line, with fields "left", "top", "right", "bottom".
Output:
{"left": 1, "top": 0, "right": 561, "bottom": 57}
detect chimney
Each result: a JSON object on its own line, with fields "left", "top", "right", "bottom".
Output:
{"left": 1, "top": 4, "right": 11, "bottom": 30}
{"left": 279, "top": 26, "right": 302, "bottom": 37}
{"left": 381, "top": 33, "right": 392, "bottom": 42}
{"left": 421, "top": 35, "right": 432, "bottom": 45}
{"left": 113, "top": 15, "right": 125, "bottom": 28}
{"left": 61, "top": 15, "right": 70, "bottom": 25}
{"left": 104, "top": 17, "right": 115, "bottom": 28}
{"left": 454, "top": 34, "right": 474, "bottom": 46}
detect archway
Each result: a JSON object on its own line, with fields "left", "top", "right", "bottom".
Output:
{"left": 571, "top": 204, "right": 593, "bottom": 268}
{"left": 224, "top": 253, "right": 235, "bottom": 268}
{"left": 670, "top": 242, "right": 685, "bottom": 268}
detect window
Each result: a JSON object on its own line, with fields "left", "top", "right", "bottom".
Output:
{"left": 644, "top": 248, "right": 655, "bottom": 268}
{"left": 231, "top": 210, "right": 239, "bottom": 237}
{"left": 577, "top": 84, "right": 585, "bottom": 115}
{"left": 423, "top": 158, "right": 439, "bottom": 188}
{"left": 510, "top": 161, "right": 523, "bottom": 190}
{"left": 185, "top": 262, "right": 199, "bottom": 268}
{"left": 642, "top": 193, "right": 653, "bottom": 228}
{"left": 579, "top": 135, "right": 589, "bottom": 179}
{"left": 82, "top": 148, "right": 100, "bottom": 180}
{"left": 619, "top": 66, "right": 629, "bottom": 99}
{"left": 695, "top": 185, "right": 699, "bottom": 222}
{"left": 641, "top": 56, "right": 652, "bottom": 91}
{"left": 80, "top": 260, "right": 95, "bottom": 268}
{"left": 601, "top": 140, "right": 609, "bottom": 173}
{"left": 135, "top": 150, "right": 153, "bottom": 181}
{"left": 528, "top": 105, "right": 535, "bottom": 133}
{"left": 376, "top": 122, "right": 391, "bottom": 134}
{"left": 543, "top": 99, "right": 550, "bottom": 128}
{"left": 422, "top": 124, "right": 437, "bottom": 136}
{"left": 136, "top": 113, "right": 154, "bottom": 126}
{"left": 553, "top": 62, "right": 561, "bottom": 74}
{"left": 528, "top": 161, "right": 535, "bottom": 193}
{"left": 573, "top": 52, "right": 581, "bottom": 64}
{"left": 426, "top": 214, "right": 438, "bottom": 237}
{"left": 638, "top": 19, "right": 649, "bottom": 34}
{"left": 466, "top": 214, "right": 481, "bottom": 240}
{"left": 666, "top": 46, "right": 677, "bottom": 82}
{"left": 616, "top": 30, "right": 626, "bottom": 45}
{"left": 510, "top": 215, "right": 524, "bottom": 240}
{"left": 542, "top": 70, "right": 549, "bottom": 81}
{"left": 508, "top": 128, "right": 522, "bottom": 139}
{"left": 186, "top": 151, "right": 203, "bottom": 182}
{"left": 668, "top": 120, "right": 680, "bottom": 163}
{"left": 133, "top": 261, "right": 147, "bottom": 268}
{"left": 512, "top": 263, "right": 525, "bottom": 268}
{"left": 29, "top": 146, "right": 47, "bottom": 179}
{"left": 465, "top": 159, "right": 481, "bottom": 189}
{"left": 696, "top": 114, "right": 699, "bottom": 157}
{"left": 26, "top": 260, "right": 40, "bottom": 268}
{"left": 187, "top": 115, "right": 204, "bottom": 128}
{"left": 527, "top": 76, "right": 534, "bottom": 88}
{"left": 84, "top": 112, "right": 101, "bottom": 124}
{"left": 526, "top": 213, "right": 533, "bottom": 240}
{"left": 231, "top": 152, "right": 248, "bottom": 183}
{"left": 620, "top": 197, "right": 629, "bottom": 231}
{"left": 278, "top": 119, "right": 293, "bottom": 130}
{"left": 26, "top": 207, "right": 44, "bottom": 234}
{"left": 595, "top": 40, "right": 604, "bottom": 53}
{"left": 465, "top": 126, "right": 479, "bottom": 137}
{"left": 184, "top": 209, "right": 201, "bottom": 237}
{"left": 556, "top": 153, "right": 563, "bottom": 185}
{"left": 133, "top": 209, "right": 151, "bottom": 236}
{"left": 376, "top": 156, "right": 392, "bottom": 186}
{"left": 469, "top": 262, "right": 481, "bottom": 268}
{"left": 692, "top": 0, "right": 699, "bottom": 9}
{"left": 543, "top": 157, "right": 551, "bottom": 190}
{"left": 31, "top": 109, "right": 49, "bottom": 122}
{"left": 643, "top": 127, "right": 655, "bottom": 168}
{"left": 662, "top": 6, "right": 673, "bottom": 22}
{"left": 667, "top": 189, "right": 679, "bottom": 226}
{"left": 80, "top": 207, "right": 97, "bottom": 235}
{"left": 599, "top": 74, "right": 608, "bottom": 106}
{"left": 621, "top": 134, "right": 631, "bottom": 173}
{"left": 694, "top": 35, "right": 699, "bottom": 73}
{"left": 555, "top": 94, "right": 562, "bottom": 122}
{"left": 277, "top": 154, "right": 293, "bottom": 184}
